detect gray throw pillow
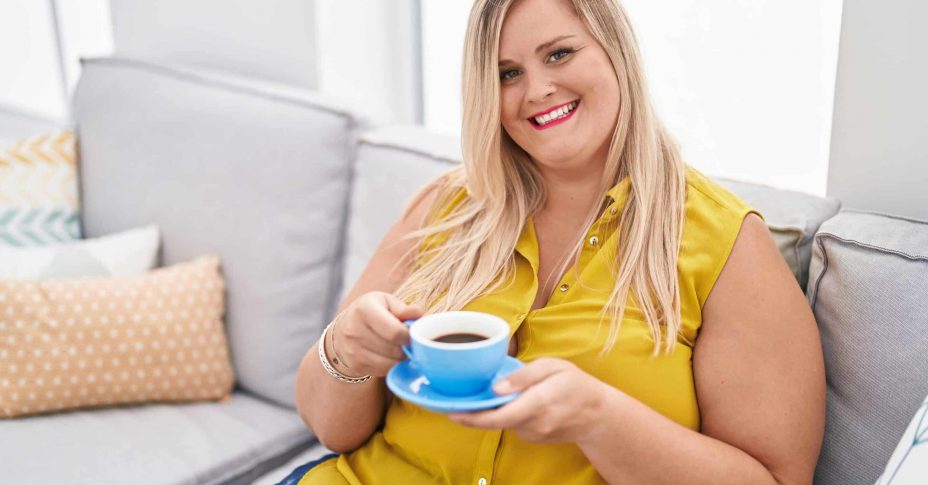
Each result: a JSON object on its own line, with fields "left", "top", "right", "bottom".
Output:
{"left": 715, "top": 178, "right": 840, "bottom": 290}
{"left": 808, "top": 210, "right": 928, "bottom": 485}
{"left": 75, "top": 57, "right": 364, "bottom": 407}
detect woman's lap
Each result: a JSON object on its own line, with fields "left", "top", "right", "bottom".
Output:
{"left": 274, "top": 453, "right": 340, "bottom": 485}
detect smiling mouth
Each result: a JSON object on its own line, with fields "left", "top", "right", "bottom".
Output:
{"left": 528, "top": 100, "right": 580, "bottom": 131}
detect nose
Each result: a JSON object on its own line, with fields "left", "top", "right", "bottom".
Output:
{"left": 526, "top": 74, "right": 556, "bottom": 106}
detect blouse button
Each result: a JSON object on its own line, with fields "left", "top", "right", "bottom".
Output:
{"left": 610, "top": 207, "right": 618, "bottom": 215}
{"left": 478, "top": 478, "right": 487, "bottom": 485}
{"left": 588, "top": 235, "right": 599, "bottom": 247}
{"left": 559, "top": 284, "right": 569, "bottom": 292}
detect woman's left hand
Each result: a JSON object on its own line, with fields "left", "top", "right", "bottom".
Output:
{"left": 448, "top": 357, "right": 613, "bottom": 444}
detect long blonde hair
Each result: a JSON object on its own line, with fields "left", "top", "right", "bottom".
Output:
{"left": 396, "top": 0, "right": 687, "bottom": 357}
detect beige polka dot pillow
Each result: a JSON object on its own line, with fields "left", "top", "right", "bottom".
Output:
{"left": 0, "top": 255, "right": 235, "bottom": 418}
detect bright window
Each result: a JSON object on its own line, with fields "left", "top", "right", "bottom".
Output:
{"left": 0, "top": 0, "right": 113, "bottom": 124}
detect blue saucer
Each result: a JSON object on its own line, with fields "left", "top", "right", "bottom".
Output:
{"left": 386, "top": 356, "right": 524, "bottom": 414}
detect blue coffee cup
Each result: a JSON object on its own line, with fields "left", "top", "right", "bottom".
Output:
{"left": 402, "top": 311, "right": 510, "bottom": 397}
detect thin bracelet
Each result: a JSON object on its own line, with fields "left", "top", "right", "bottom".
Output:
{"left": 319, "top": 321, "right": 371, "bottom": 384}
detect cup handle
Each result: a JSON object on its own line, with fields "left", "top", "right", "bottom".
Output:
{"left": 402, "top": 320, "right": 415, "bottom": 361}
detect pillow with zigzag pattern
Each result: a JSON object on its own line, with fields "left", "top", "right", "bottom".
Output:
{"left": 0, "top": 131, "right": 81, "bottom": 247}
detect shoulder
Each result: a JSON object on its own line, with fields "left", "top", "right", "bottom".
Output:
{"left": 684, "top": 166, "right": 757, "bottom": 217}
{"left": 678, "top": 166, "right": 766, "bottom": 307}
{"left": 398, "top": 167, "right": 466, "bottom": 232}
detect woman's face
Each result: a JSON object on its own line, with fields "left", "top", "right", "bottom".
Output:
{"left": 498, "top": 0, "right": 621, "bottom": 176}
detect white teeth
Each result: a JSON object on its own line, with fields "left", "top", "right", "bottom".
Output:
{"left": 533, "top": 101, "right": 578, "bottom": 126}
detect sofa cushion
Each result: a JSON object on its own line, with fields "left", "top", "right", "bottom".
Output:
{"left": 0, "top": 225, "right": 159, "bottom": 279}
{"left": 0, "top": 256, "right": 234, "bottom": 418}
{"left": 252, "top": 442, "right": 334, "bottom": 485}
{"left": 0, "top": 131, "right": 81, "bottom": 246}
{"left": 0, "top": 391, "right": 314, "bottom": 485}
{"left": 339, "top": 126, "right": 461, "bottom": 303}
{"left": 807, "top": 211, "right": 928, "bottom": 485}
{"left": 74, "top": 57, "right": 364, "bottom": 407}
{"left": 715, "top": 178, "right": 840, "bottom": 290}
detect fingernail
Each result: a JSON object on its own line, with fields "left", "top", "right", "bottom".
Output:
{"left": 493, "top": 379, "right": 512, "bottom": 394}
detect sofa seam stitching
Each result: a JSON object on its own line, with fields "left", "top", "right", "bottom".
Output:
{"left": 815, "top": 232, "right": 928, "bottom": 262}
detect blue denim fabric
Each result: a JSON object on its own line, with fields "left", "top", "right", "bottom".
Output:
{"left": 275, "top": 453, "right": 340, "bottom": 485}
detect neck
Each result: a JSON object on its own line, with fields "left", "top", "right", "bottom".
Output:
{"left": 532, "top": 137, "right": 615, "bottom": 217}
{"left": 534, "top": 164, "right": 606, "bottom": 219}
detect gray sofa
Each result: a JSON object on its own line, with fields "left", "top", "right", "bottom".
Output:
{"left": 0, "top": 56, "right": 925, "bottom": 485}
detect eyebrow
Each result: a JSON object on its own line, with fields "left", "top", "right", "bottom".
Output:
{"left": 498, "top": 34, "right": 576, "bottom": 66}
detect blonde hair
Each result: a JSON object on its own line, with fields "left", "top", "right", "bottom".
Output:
{"left": 396, "top": 0, "right": 687, "bottom": 357}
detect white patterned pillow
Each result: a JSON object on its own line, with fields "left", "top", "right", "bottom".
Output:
{"left": 0, "top": 225, "right": 159, "bottom": 279}
{"left": 0, "top": 131, "right": 80, "bottom": 246}
{"left": 876, "top": 394, "right": 928, "bottom": 484}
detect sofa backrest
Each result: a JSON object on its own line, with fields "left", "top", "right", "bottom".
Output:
{"left": 808, "top": 211, "right": 928, "bottom": 485}
{"left": 338, "top": 125, "right": 841, "bottom": 298}
{"left": 74, "top": 57, "right": 364, "bottom": 408}
{"left": 338, "top": 126, "right": 461, "bottom": 304}
{"left": 72, "top": 56, "right": 849, "bottom": 435}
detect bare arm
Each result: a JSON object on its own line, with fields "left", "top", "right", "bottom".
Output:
{"left": 577, "top": 213, "right": 826, "bottom": 483}
{"left": 294, "top": 174, "right": 449, "bottom": 453}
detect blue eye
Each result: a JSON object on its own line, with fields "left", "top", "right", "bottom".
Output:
{"left": 500, "top": 69, "right": 521, "bottom": 81}
{"left": 499, "top": 47, "right": 574, "bottom": 82}
{"left": 548, "top": 48, "right": 574, "bottom": 62}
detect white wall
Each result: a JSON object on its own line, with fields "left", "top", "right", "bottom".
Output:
{"left": 0, "top": 0, "right": 112, "bottom": 124}
{"left": 421, "top": 0, "right": 471, "bottom": 135}
{"left": 827, "top": 0, "right": 928, "bottom": 220}
{"left": 624, "top": 0, "right": 843, "bottom": 197}
{"left": 56, "top": 0, "right": 113, "bottom": 93}
{"left": 110, "top": 0, "right": 318, "bottom": 89}
{"left": 315, "top": 0, "right": 421, "bottom": 124}
{"left": 421, "top": 0, "right": 844, "bottom": 197}
{"left": 0, "top": 0, "right": 66, "bottom": 121}
{"left": 2, "top": 0, "right": 846, "bottom": 196}
{"left": 109, "top": 0, "right": 422, "bottom": 124}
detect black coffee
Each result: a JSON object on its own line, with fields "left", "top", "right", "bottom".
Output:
{"left": 433, "top": 332, "right": 488, "bottom": 344}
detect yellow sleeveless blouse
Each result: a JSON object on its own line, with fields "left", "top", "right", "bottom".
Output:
{"left": 302, "top": 166, "right": 761, "bottom": 484}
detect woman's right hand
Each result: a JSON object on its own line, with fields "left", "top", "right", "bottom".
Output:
{"left": 328, "top": 292, "right": 424, "bottom": 378}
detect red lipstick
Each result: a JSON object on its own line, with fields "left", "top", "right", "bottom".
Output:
{"left": 527, "top": 99, "right": 580, "bottom": 131}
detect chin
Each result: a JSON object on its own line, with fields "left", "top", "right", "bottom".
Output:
{"left": 534, "top": 144, "right": 582, "bottom": 164}
{"left": 532, "top": 152, "right": 576, "bottom": 169}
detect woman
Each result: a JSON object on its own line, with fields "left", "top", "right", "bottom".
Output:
{"left": 285, "top": 0, "right": 826, "bottom": 483}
